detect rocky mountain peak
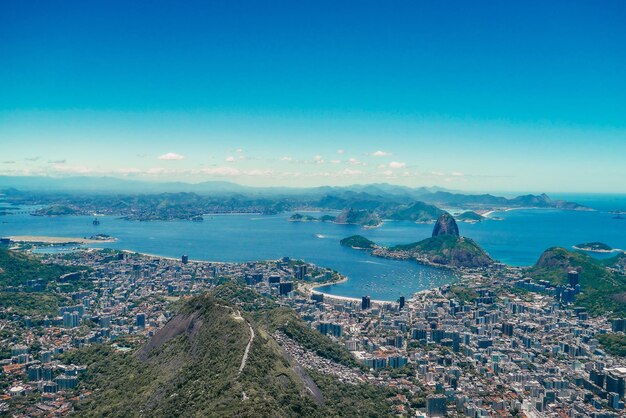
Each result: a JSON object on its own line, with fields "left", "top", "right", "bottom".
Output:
{"left": 432, "top": 212, "right": 459, "bottom": 237}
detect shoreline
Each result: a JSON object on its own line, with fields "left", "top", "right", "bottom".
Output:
{"left": 572, "top": 245, "right": 624, "bottom": 254}
{"left": 7, "top": 235, "right": 117, "bottom": 244}
{"left": 303, "top": 276, "right": 398, "bottom": 304}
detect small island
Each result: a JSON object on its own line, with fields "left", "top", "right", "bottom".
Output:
{"left": 455, "top": 211, "right": 485, "bottom": 223}
{"left": 289, "top": 213, "right": 318, "bottom": 222}
{"left": 573, "top": 242, "right": 615, "bottom": 253}
{"left": 340, "top": 235, "right": 377, "bottom": 250}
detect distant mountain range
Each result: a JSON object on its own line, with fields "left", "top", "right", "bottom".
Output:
{"left": 0, "top": 175, "right": 586, "bottom": 209}
{"left": 0, "top": 176, "right": 591, "bottom": 222}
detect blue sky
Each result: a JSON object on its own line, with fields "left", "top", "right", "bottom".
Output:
{"left": 1, "top": 0, "right": 625, "bottom": 192}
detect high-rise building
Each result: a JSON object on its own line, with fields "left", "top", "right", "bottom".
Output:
{"left": 136, "top": 313, "right": 146, "bottom": 328}
{"left": 63, "top": 312, "right": 73, "bottom": 328}
{"left": 311, "top": 293, "right": 324, "bottom": 302}
{"left": 27, "top": 365, "right": 42, "bottom": 381}
{"left": 40, "top": 351, "right": 52, "bottom": 363}
{"left": 279, "top": 282, "right": 293, "bottom": 296}
{"left": 502, "top": 322, "right": 514, "bottom": 337}
{"left": 361, "top": 296, "right": 371, "bottom": 310}
{"left": 612, "top": 319, "right": 626, "bottom": 332}
{"left": 399, "top": 296, "right": 405, "bottom": 310}
{"left": 295, "top": 265, "right": 308, "bottom": 280}
{"left": 609, "top": 392, "right": 621, "bottom": 409}
{"left": 426, "top": 394, "right": 447, "bottom": 417}
{"left": 182, "top": 255, "right": 189, "bottom": 264}
{"left": 568, "top": 270, "right": 579, "bottom": 287}
{"left": 55, "top": 374, "right": 78, "bottom": 390}
{"left": 41, "top": 381, "right": 58, "bottom": 393}
{"left": 268, "top": 275, "right": 281, "bottom": 284}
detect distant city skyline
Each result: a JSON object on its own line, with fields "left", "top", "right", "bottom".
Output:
{"left": 1, "top": 1, "right": 625, "bottom": 193}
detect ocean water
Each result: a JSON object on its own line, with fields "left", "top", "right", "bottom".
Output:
{"left": 1, "top": 194, "right": 625, "bottom": 300}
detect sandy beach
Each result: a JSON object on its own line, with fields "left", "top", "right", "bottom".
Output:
{"left": 301, "top": 276, "right": 396, "bottom": 304}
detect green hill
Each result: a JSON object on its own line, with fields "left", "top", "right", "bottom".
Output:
{"left": 604, "top": 252, "right": 626, "bottom": 270}
{"left": 390, "top": 235, "right": 493, "bottom": 268}
{"left": 527, "top": 247, "right": 626, "bottom": 316}
{"left": 334, "top": 208, "right": 381, "bottom": 227}
{"left": 33, "top": 204, "right": 80, "bottom": 216}
{"left": 68, "top": 286, "right": 403, "bottom": 417}
{"left": 0, "top": 248, "right": 79, "bottom": 288}
{"left": 455, "top": 211, "right": 484, "bottom": 222}
{"left": 0, "top": 248, "right": 90, "bottom": 317}
{"left": 340, "top": 235, "right": 376, "bottom": 250}
{"left": 383, "top": 201, "right": 444, "bottom": 223}
{"left": 289, "top": 213, "right": 317, "bottom": 222}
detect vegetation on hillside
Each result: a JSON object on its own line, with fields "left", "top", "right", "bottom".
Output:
{"left": 383, "top": 201, "right": 444, "bottom": 223}
{"left": 66, "top": 292, "right": 398, "bottom": 417}
{"left": 449, "top": 286, "right": 479, "bottom": 303}
{"left": 597, "top": 333, "right": 626, "bottom": 357}
{"left": 334, "top": 208, "right": 382, "bottom": 227}
{"left": 212, "top": 282, "right": 359, "bottom": 368}
{"left": 289, "top": 213, "right": 318, "bottom": 222}
{"left": 0, "top": 248, "right": 80, "bottom": 288}
{"left": 32, "top": 204, "right": 80, "bottom": 216}
{"left": 391, "top": 235, "right": 493, "bottom": 268}
{"left": 527, "top": 247, "right": 626, "bottom": 316}
{"left": 456, "top": 211, "right": 484, "bottom": 222}
{"left": 340, "top": 235, "right": 376, "bottom": 250}
{"left": 0, "top": 292, "right": 69, "bottom": 318}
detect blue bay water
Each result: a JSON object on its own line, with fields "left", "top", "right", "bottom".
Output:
{"left": 1, "top": 194, "right": 625, "bottom": 300}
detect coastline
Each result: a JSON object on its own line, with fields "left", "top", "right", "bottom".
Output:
{"left": 118, "top": 249, "right": 229, "bottom": 265}
{"left": 572, "top": 245, "right": 624, "bottom": 254}
{"left": 302, "top": 276, "right": 397, "bottom": 304}
{"left": 8, "top": 235, "right": 117, "bottom": 244}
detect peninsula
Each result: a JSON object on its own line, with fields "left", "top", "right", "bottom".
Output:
{"left": 340, "top": 213, "right": 493, "bottom": 268}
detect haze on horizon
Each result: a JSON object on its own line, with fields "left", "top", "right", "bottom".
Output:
{"left": 1, "top": 1, "right": 625, "bottom": 194}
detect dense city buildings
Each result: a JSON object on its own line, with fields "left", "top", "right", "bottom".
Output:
{"left": 2, "top": 248, "right": 626, "bottom": 417}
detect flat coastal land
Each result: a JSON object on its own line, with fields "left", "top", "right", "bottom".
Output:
{"left": 7, "top": 235, "right": 117, "bottom": 244}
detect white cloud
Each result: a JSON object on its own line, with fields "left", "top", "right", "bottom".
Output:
{"left": 337, "top": 149, "right": 345, "bottom": 154}
{"left": 451, "top": 171, "right": 464, "bottom": 177}
{"left": 280, "top": 156, "right": 292, "bottom": 161}
{"left": 157, "top": 152, "right": 185, "bottom": 161}
{"left": 200, "top": 166, "right": 240, "bottom": 176}
{"left": 48, "top": 159, "right": 66, "bottom": 164}
{"left": 244, "top": 169, "right": 273, "bottom": 176}
{"left": 342, "top": 168, "right": 363, "bottom": 176}
{"left": 382, "top": 170, "right": 393, "bottom": 176}
{"left": 2, "top": 160, "right": 16, "bottom": 164}
{"left": 371, "top": 150, "right": 391, "bottom": 157}
{"left": 389, "top": 161, "right": 406, "bottom": 169}
{"left": 146, "top": 167, "right": 167, "bottom": 175}
{"left": 236, "top": 148, "right": 244, "bottom": 153}
{"left": 348, "top": 157, "right": 361, "bottom": 165}
{"left": 51, "top": 164, "right": 92, "bottom": 174}
{"left": 330, "top": 159, "right": 341, "bottom": 164}
{"left": 116, "top": 167, "right": 142, "bottom": 175}
{"left": 225, "top": 156, "right": 236, "bottom": 162}
{"left": 314, "top": 155, "right": 324, "bottom": 164}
